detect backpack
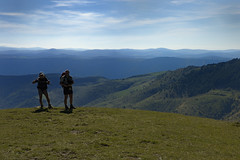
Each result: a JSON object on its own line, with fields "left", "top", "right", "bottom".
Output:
{"left": 37, "top": 77, "right": 48, "bottom": 90}
{"left": 60, "top": 72, "right": 65, "bottom": 86}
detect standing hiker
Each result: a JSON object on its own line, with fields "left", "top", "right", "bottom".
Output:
{"left": 60, "top": 70, "right": 76, "bottom": 110}
{"left": 32, "top": 72, "right": 53, "bottom": 109}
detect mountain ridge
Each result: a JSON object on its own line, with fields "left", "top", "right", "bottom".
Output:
{"left": 1, "top": 59, "right": 240, "bottom": 121}
{"left": 0, "top": 55, "right": 228, "bottom": 78}
{"left": 1, "top": 47, "right": 240, "bottom": 58}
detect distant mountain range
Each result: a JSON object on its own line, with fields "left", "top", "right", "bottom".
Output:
{"left": 1, "top": 58, "right": 240, "bottom": 121}
{"left": 1, "top": 47, "right": 239, "bottom": 78}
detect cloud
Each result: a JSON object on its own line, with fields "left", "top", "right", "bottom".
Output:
{"left": 32, "top": 10, "right": 105, "bottom": 30}
{"left": 214, "top": 3, "right": 240, "bottom": 15}
{"left": 0, "top": 20, "right": 19, "bottom": 29}
{"left": 0, "top": 20, "right": 32, "bottom": 35}
{"left": 0, "top": 9, "right": 124, "bottom": 35}
{"left": 0, "top": 7, "right": 212, "bottom": 36}
{"left": 52, "top": 0, "right": 95, "bottom": 7}
{"left": 171, "top": 0, "right": 196, "bottom": 5}
{"left": 62, "top": 10, "right": 103, "bottom": 20}
{"left": 0, "top": 12, "right": 26, "bottom": 16}
{"left": 1, "top": 0, "right": 239, "bottom": 49}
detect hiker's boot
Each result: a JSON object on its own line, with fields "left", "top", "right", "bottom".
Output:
{"left": 65, "top": 105, "right": 69, "bottom": 110}
{"left": 40, "top": 105, "right": 44, "bottom": 109}
{"left": 48, "top": 104, "right": 53, "bottom": 109}
{"left": 70, "top": 104, "right": 76, "bottom": 109}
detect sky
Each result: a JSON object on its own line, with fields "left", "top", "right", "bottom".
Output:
{"left": 0, "top": 0, "right": 240, "bottom": 50}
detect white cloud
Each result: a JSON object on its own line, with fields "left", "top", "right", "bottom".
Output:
{"left": 30, "top": 10, "right": 128, "bottom": 32}
{"left": 0, "top": 12, "right": 26, "bottom": 16}
{"left": 171, "top": 0, "right": 196, "bottom": 5}
{"left": 0, "top": 8, "right": 212, "bottom": 36}
{"left": 62, "top": 10, "right": 103, "bottom": 20}
{"left": 0, "top": 10, "right": 120, "bottom": 35}
{"left": 0, "top": 20, "right": 28, "bottom": 30}
{"left": 52, "top": 0, "right": 95, "bottom": 7}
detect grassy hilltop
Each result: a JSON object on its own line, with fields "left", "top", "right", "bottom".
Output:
{"left": 0, "top": 107, "right": 240, "bottom": 160}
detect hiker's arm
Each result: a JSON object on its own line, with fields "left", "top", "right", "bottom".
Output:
{"left": 32, "top": 79, "right": 37, "bottom": 84}
{"left": 60, "top": 81, "right": 67, "bottom": 87}
{"left": 69, "top": 79, "right": 74, "bottom": 85}
{"left": 68, "top": 82, "right": 73, "bottom": 87}
{"left": 61, "top": 83, "right": 68, "bottom": 87}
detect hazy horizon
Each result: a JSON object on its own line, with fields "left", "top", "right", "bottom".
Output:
{"left": 1, "top": 46, "right": 240, "bottom": 51}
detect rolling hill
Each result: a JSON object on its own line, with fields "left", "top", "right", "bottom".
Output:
{"left": 1, "top": 59, "right": 240, "bottom": 121}
{"left": 0, "top": 48, "right": 232, "bottom": 78}
{"left": 85, "top": 59, "right": 240, "bottom": 121}
{"left": 0, "top": 107, "right": 239, "bottom": 159}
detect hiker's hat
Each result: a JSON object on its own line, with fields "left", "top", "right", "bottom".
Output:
{"left": 39, "top": 72, "right": 44, "bottom": 76}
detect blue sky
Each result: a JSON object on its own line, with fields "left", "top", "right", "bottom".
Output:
{"left": 0, "top": 0, "right": 240, "bottom": 49}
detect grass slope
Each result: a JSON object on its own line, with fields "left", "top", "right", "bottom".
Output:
{"left": 83, "top": 59, "right": 240, "bottom": 121}
{"left": 0, "top": 107, "right": 240, "bottom": 160}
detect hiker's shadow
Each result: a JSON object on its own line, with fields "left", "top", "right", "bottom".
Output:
{"left": 60, "top": 109, "right": 73, "bottom": 114}
{"left": 32, "top": 108, "right": 49, "bottom": 113}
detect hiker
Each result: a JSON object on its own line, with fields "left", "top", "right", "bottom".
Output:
{"left": 32, "top": 72, "right": 53, "bottom": 109}
{"left": 60, "top": 70, "right": 76, "bottom": 110}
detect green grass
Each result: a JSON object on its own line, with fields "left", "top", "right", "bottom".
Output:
{"left": 0, "top": 107, "right": 240, "bottom": 160}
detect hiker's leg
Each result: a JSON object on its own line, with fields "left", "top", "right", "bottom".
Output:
{"left": 43, "top": 90, "right": 51, "bottom": 105}
{"left": 39, "top": 94, "right": 43, "bottom": 107}
{"left": 64, "top": 94, "right": 69, "bottom": 110}
{"left": 63, "top": 87, "right": 68, "bottom": 105}
{"left": 64, "top": 95, "right": 68, "bottom": 105}
{"left": 43, "top": 90, "right": 52, "bottom": 108}
{"left": 69, "top": 94, "right": 73, "bottom": 105}
{"left": 69, "top": 94, "right": 76, "bottom": 109}
{"left": 38, "top": 89, "right": 43, "bottom": 107}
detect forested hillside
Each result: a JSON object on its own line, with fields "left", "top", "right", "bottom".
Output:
{"left": 1, "top": 59, "right": 240, "bottom": 121}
